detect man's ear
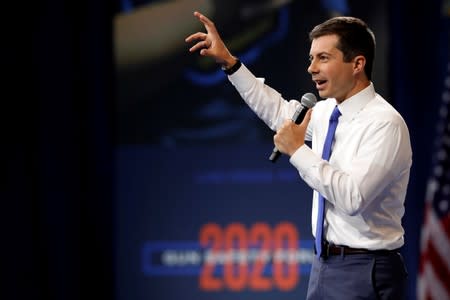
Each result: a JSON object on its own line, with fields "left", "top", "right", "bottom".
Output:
{"left": 353, "top": 55, "right": 366, "bottom": 75}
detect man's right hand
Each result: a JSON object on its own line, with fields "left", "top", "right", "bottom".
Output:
{"left": 185, "top": 11, "right": 237, "bottom": 69}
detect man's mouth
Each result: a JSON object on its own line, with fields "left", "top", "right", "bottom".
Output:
{"left": 314, "top": 79, "right": 327, "bottom": 89}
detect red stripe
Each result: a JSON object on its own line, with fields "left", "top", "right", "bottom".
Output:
{"left": 420, "top": 234, "right": 450, "bottom": 297}
{"left": 418, "top": 203, "right": 450, "bottom": 299}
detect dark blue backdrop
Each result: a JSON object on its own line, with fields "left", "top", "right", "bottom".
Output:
{"left": 116, "top": 144, "right": 315, "bottom": 299}
{"left": 113, "top": 1, "right": 389, "bottom": 298}
{"left": 114, "top": 1, "right": 449, "bottom": 299}
{"left": 6, "top": 0, "right": 448, "bottom": 300}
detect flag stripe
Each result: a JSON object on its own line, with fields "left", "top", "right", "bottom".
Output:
{"left": 426, "top": 205, "right": 450, "bottom": 272}
{"left": 423, "top": 239, "right": 450, "bottom": 295}
{"left": 421, "top": 262, "right": 450, "bottom": 300}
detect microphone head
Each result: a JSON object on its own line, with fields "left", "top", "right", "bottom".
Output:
{"left": 301, "top": 93, "right": 317, "bottom": 108}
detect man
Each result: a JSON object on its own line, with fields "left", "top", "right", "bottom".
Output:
{"left": 186, "top": 11, "right": 411, "bottom": 299}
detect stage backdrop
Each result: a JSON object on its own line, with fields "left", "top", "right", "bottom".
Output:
{"left": 114, "top": 1, "right": 390, "bottom": 299}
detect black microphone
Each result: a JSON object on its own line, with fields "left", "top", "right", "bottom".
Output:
{"left": 269, "top": 93, "right": 317, "bottom": 163}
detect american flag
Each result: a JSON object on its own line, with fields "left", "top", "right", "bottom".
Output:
{"left": 417, "top": 59, "right": 450, "bottom": 300}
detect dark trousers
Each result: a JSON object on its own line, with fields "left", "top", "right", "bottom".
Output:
{"left": 306, "top": 251, "right": 408, "bottom": 300}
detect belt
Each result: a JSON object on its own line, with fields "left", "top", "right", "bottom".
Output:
{"left": 315, "top": 242, "right": 399, "bottom": 258}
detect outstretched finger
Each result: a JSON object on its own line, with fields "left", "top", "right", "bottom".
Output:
{"left": 185, "top": 32, "right": 206, "bottom": 43}
{"left": 194, "top": 11, "right": 217, "bottom": 33}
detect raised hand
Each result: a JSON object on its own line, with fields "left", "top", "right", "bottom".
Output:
{"left": 185, "top": 11, "right": 237, "bottom": 68}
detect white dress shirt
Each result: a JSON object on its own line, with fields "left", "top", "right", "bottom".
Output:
{"left": 228, "top": 64, "right": 412, "bottom": 250}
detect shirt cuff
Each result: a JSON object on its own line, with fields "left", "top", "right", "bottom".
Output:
{"left": 289, "top": 144, "right": 322, "bottom": 174}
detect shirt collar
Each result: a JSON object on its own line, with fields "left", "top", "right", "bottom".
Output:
{"left": 336, "top": 82, "right": 375, "bottom": 119}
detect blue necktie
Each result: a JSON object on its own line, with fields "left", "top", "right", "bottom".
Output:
{"left": 315, "top": 105, "right": 341, "bottom": 257}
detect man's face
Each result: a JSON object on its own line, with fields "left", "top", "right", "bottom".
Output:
{"left": 308, "top": 34, "right": 357, "bottom": 103}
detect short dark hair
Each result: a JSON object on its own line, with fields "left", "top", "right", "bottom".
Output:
{"left": 309, "top": 16, "right": 376, "bottom": 80}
